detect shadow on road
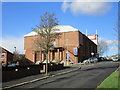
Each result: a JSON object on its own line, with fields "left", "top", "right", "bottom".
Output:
{"left": 83, "top": 65, "right": 119, "bottom": 71}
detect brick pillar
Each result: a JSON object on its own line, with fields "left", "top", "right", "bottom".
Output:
{"left": 60, "top": 51, "right": 61, "bottom": 60}
{"left": 51, "top": 51, "right": 53, "bottom": 61}
{"left": 48, "top": 51, "right": 50, "bottom": 63}
{"left": 42, "top": 53, "right": 44, "bottom": 61}
{"left": 50, "top": 51, "right": 52, "bottom": 61}
{"left": 57, "top": 49, "right": 60, "bottom": 60}
{"left": 40, "top": 52, "right": 42, "bottom": 62}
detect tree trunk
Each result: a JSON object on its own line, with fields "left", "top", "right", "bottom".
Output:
{"left": 46, "top": 51, "right": 49, "bottom": 75}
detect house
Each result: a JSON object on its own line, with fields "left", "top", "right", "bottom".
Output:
{"left": 24, "top": 25, "right": 97, "bottom": 64}
{"left": 0, "top": 46, "right": 13, "bottom": 65}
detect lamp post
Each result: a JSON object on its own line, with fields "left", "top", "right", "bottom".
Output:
{"left": 14, "top": 46, "right": 16, "bottom": 61}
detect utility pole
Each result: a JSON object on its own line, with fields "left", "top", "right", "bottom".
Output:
{"left": 14, "top": 46, "right": 16, "bottom": 61}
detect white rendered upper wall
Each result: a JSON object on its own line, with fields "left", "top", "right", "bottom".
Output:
{"left": 87, "top": 34, "right": 98, "bottom": 45}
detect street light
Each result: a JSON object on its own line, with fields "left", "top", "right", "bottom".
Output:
{"left": 14, "top": 47, "right": 16, "bottom": 52}
{"left": 14, "top": 46, "right": 16, "bottom": 61}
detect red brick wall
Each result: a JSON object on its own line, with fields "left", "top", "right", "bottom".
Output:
{"left": 24, "top": 31, "right": 97, "bottom": 63}
{"left": 2, "top": 65, "right": 42, "bottom": 82}
{"left": 0, "top": 53, "right": 7, "bottom": 64}
{"left": 54, "top": 31, "right": 79, "bottom": 63}
{"left": 78, "top": 33, "right": 97, "bottom": 62}
{"left": 0, "top": 49, "right": 13, "bottom": 65}
{"left": 24, "top": 36, "right": 38, "bottom": 63}
{"left": 7, "top": 52, "right": 13, "bottom": 64}
{"left": 2, "top": 64, "right": 63, "bottom": 82}
{"left": 24, "top": 31, "right": 79, "bottom": 63}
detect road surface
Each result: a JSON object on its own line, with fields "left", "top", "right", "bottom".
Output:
{"left": 9, "top": 61, "right": 120, "bottom": 89}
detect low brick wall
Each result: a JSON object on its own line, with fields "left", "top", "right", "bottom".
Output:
{"left": 2, "top": 65, "right": 42, "bottom": 82}
{"left": 2, "top": 63, "right": 64, "bottom": 82}
{"left": 48, "top": 63, "right": 64, "bottom": 71}
{"left": 41, "top": 63, "right": 64, "bottom": 72}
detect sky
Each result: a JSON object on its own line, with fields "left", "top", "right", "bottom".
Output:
{"left": 1, "top": 1, "right": 119, "bottom": 56}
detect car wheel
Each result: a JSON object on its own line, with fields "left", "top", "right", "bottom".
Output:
{"left": 85, "top": 62, "right": 88, "bottom": 65}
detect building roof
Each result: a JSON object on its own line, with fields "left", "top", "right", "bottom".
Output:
{"left": 24, "top": 25, "right": 79, "bottom": 37}
{"left": 0, "top": 46, "right": 13, "bottom": 54}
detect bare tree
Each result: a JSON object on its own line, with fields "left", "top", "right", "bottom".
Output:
{"left": 13, "top": 50, "right": 20, "bottom": 61}
{"left": 97, "top": 39, "right": 108, "bottom": 57}
{"left": 113, "top": 19, "right": 120, "bottom": 54}
{"left": 13, "top": 50, "right": 25, "bottom": 61}
{"left": 118, "top": 21, "right": 120, "bottom": 53}
{"left": 33, "top": 11, "right": 61, "bottom": 75}
{"left": 113, "top": 21, "right": 119, "bottom": 37}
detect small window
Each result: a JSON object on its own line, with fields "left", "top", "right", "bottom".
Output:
{"left": 53, "top": 41, "right": 56, "bottom": 47}
{"left": 0, "top": 53, "right": 5, "bottom": 58}
{"left": 73, "top": 48, "right": 77, "bottom": 55}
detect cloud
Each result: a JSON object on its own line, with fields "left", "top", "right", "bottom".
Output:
{"left": 106, "top": 40, "right": 118, "bottom": 46}
{"left": 1, "top": 36, "right": 25, "bottom": 54}
{"left": 98, "top": 37, "right": 118, "bottom": 56}
{"left": 99, "top": 37, "right": 118, "bottom": 46}
{"left": 62, "top": 0, "right": 112, "bottom": 16}
{"left": 109, "top": 45, "right": 118, "bottom": 52}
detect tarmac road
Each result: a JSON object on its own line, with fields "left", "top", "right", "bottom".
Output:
{"left": 12, "top": 61, "right": 119, "bottom": 89}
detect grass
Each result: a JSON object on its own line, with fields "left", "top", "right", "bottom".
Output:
{"left": 97, "top": 71, "right": 120, "bottom": 89}
{"left": 64, "top": 64, "right": 74, "bottom": 67}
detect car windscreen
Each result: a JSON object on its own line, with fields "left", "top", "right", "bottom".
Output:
{"left": 113, "top": 57, "right": 118, "bottom": 59}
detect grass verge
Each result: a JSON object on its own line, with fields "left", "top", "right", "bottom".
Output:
{"left": 97, "top": 71, "right": 120, "bottom": 89}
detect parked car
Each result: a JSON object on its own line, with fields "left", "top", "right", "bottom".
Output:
{"left": 83, "top": 57, "right": 98, "bottom": 64}
{"left": 97, "top": 57, "right": 105, "bottom": 62}
{"left": 83, "top": 59, "right": 90, "bottom": 64}
{"left": 112, "top": 57, "right": 120, "bottom": 62}
{"left": 89, "top": 57, "right": 98, "bottom": 63}
{"left": 8, "top": 64, "right": 17, "bottom": 67}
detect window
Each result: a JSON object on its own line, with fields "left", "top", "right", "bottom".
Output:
{"left": 0, "top": 53, "right": 5, "bottom": 58}
{"left": 53, "top": 41, "right": 56, "bottom": 47}
{"left": 73, "top": 48, "right": 77, "bottom": 55}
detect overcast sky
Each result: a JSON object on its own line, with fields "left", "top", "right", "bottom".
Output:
{"left": 1, "top": 1, "right": 119, "bottom": 56}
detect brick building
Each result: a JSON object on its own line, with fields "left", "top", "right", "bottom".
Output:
{"left": 0, "top": 46, "right": 13, "bottom": 65}
{"left": 24, "top": 25, "right": 97, "bottom": 64}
